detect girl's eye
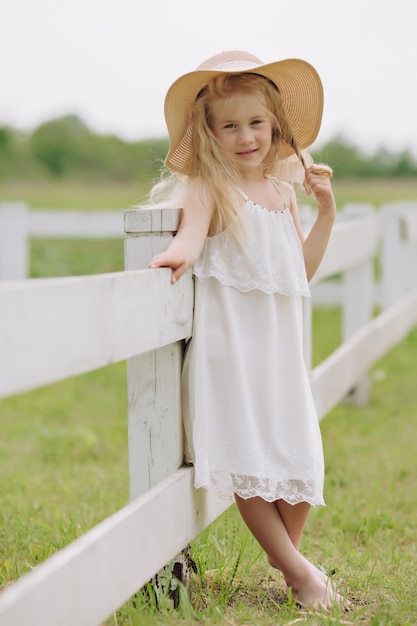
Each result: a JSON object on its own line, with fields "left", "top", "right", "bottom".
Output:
{"left": 224, "top": 123, "right": 235, "bottom": 129}
{"left": 251, "top": 119, "right": 262, "bottom": 126}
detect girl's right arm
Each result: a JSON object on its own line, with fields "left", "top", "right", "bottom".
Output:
{"left": 148, "top": 183, "right": 214, "bottom": 283}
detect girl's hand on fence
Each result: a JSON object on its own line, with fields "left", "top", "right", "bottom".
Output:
{"left": 149, "top": 243, "right": 190, "bottom": 284}
{"left": 304, "top": 165, "right": 336, "bottom": 221}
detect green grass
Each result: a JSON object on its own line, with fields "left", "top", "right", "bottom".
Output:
{"left": 330, "top": 177, "right": 417, "bottom": 206}
{"left": 0, "top": 178, "right": 151, "bottom": 209}
{"left": 108, "top": 328, "right": 417, "bottom": 626}
{"left": 1, "top": 176, "right": 416, "bottom": 212}
{"left": 1, "top": 179, "right": 417, "bottom": 625}
{"left": 0, "top": 364, "right": 129, "bottom": 584}
{"left": 30, "top": 238, "right": 124, "bottom": 277}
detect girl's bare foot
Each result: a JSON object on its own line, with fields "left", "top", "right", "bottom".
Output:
{"left": 267, "top": 554, "right": 351, "bottom": 611}
{"left": 291, "top": 574, "right": 344, "bottom": 611}
{"left": 298, "top": 565, "right": 353, "bottom": 612}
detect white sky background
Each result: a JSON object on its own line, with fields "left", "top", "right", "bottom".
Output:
{"left": 1, "top": 0, "right": 416, "bottom": 156}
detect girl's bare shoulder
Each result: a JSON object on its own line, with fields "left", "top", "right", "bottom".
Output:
{"left": 183, "top": 177, "right": 215, "bottom": 208}
{"left": 276, "top": 179, "right": 295, "bottom": 195}
{"left": 271, "top": 178, "right": 297, "bottom": 206}
{"left": 180, "top": 179, "right": 216, "bottom": 234}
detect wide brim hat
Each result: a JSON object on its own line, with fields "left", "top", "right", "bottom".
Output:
{"left": 164, "top": 50, "right": 324, "bottom": 176}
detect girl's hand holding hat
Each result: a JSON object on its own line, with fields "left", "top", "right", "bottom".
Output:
{"left": 311, "top": 164, "right": 332, "bottom": 178}
{"left": 303, "top": 165, "right": 336, "bottom": 220}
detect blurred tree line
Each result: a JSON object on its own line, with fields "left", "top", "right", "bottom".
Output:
{"left": 0, "top": 113, "right": 416, "bottom": 181}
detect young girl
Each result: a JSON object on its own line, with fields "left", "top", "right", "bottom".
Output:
{"left": 148, "top": 50, "right": 346, "bottom": 610}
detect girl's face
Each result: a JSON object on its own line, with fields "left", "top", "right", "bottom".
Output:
{"left": 209, "top": 92, "right": 273, "bottom": 176}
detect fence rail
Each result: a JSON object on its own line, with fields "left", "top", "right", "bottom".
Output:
{"left": 0, "top": 202, "right": 417, "bottom": 625}
{"left": 0, "top": 202, "right": 124, "bottom": 281}
{"left": 0, "top": 269, "right": 192, "bottom": 399}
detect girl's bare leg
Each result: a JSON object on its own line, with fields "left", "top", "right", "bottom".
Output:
{"left": 271, "top": 500, "right": 327, "bottom": 582}
{"left": 275, "top": 499, "right": 310, "bottom": 550}
{"left": 234, "top": 494, "right": 344, "bottom": 610}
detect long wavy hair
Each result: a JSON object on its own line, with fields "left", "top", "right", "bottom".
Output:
{"left": 146, "top": 73, "right": 305, "bottom": 237}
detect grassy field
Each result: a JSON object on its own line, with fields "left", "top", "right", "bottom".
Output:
{"left": 1, "top": 175, "right": 417, "bottom": 210}
{"left": 1, "top": 179, "right": 417, "bottom": 625}
{"left": 0, "top": 178, "right": 151, "bottom": 209}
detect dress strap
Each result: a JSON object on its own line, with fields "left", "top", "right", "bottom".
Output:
{"left": 269, "top": 178, "right": 289, "bottom": 210}
{"left": 236, "top": 188, "right": 250, "bottom": 202}
{"left": 236, "top": 180, "right": 289, "bottom": 211}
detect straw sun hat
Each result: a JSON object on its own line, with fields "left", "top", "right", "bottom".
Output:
{"left": 164, "top": 50, "right": 324, "bottom": 175}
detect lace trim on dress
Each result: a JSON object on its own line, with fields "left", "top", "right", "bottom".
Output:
{"left": 195, "top": 472, "right": 325, "bottom": 506}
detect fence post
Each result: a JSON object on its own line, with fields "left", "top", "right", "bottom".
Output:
{"left": 379, "top": 202, "right": 417, "bottom": 310}
{"left": 124, "top": 207, "right": 185, "bottom": 499}
{"left": 0, "top": 202, "right": 29, "bottom": 280}
{"left": 341, "top": 205, "right": 375, "bottom": 405}
{"left": 124, "top": 206, "right": 196, "bottom": 600}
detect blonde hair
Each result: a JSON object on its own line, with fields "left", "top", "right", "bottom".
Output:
{"left": 144, "top": 73, "right": 306, "bottom": 236}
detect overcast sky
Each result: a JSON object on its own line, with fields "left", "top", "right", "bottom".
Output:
{"left": 1, "top": 0, "right": 416, "bottom": 155}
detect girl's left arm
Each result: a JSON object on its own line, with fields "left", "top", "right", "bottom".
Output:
{"left": 289, "top": 167, "right": 336, "bottom": 282}
{"left": 148, "top": 182, "right": 215, "bottom": 283}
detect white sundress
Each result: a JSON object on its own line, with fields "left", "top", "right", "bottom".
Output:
{"left": 181, "top": 188, "right": 325, "bottom": 506}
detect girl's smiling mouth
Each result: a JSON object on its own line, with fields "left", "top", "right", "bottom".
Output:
{"left": 237, "top": 148, "right": 258, "bottom": 156}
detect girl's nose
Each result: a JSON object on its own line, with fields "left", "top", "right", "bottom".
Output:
{"left": 238, "top": 126, "right": 253, "bottom": 144}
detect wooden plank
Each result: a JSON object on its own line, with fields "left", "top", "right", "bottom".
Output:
{"left": 311, "top": 289, "right": 417, "bottom": 418}
{"left": 341, "top": 260, "right": 374, "bottom": 404}
{"left": 312, "top": 214, "right": 378, "bottom": 283}
{"left": 379, "top": 204, "right": 417, "bottom": 307}
{"left": 0, "top": 203, "right": 29, "bottom": 280}
{"left": 124, "top": 207, "right": 181, "bottom": 269}
{"left": 384, "top": 202, "right": 417, "bottom": 244}
{"left": 29, "top": 210, "right": 125, "bottom": 238}
{"left": 400, "top": 210, "right": 417, "bottom": 243}
{"left": 127, "top": 345, "right": 184, "bottom": 499}
{"left": 124, "top": 236, "right": 176, "bottom": 274}
{"left": 0, "top": 269, "right": 193, "bottom": 398}
{"left": 124, "top": 207, "right": 181, "bottom": 235}
{"left": 0, "top": 467, "right": 231, "bottom": 626}
{"left": 124, "top": 206, "right": 186, "bottom": 497}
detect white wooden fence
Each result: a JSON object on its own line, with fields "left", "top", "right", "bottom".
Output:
{"left": 0, "top": 202, "right": 417, "bottom": 625}
{"left": 0, "top": 202, "right": 124, "bottom": 281}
